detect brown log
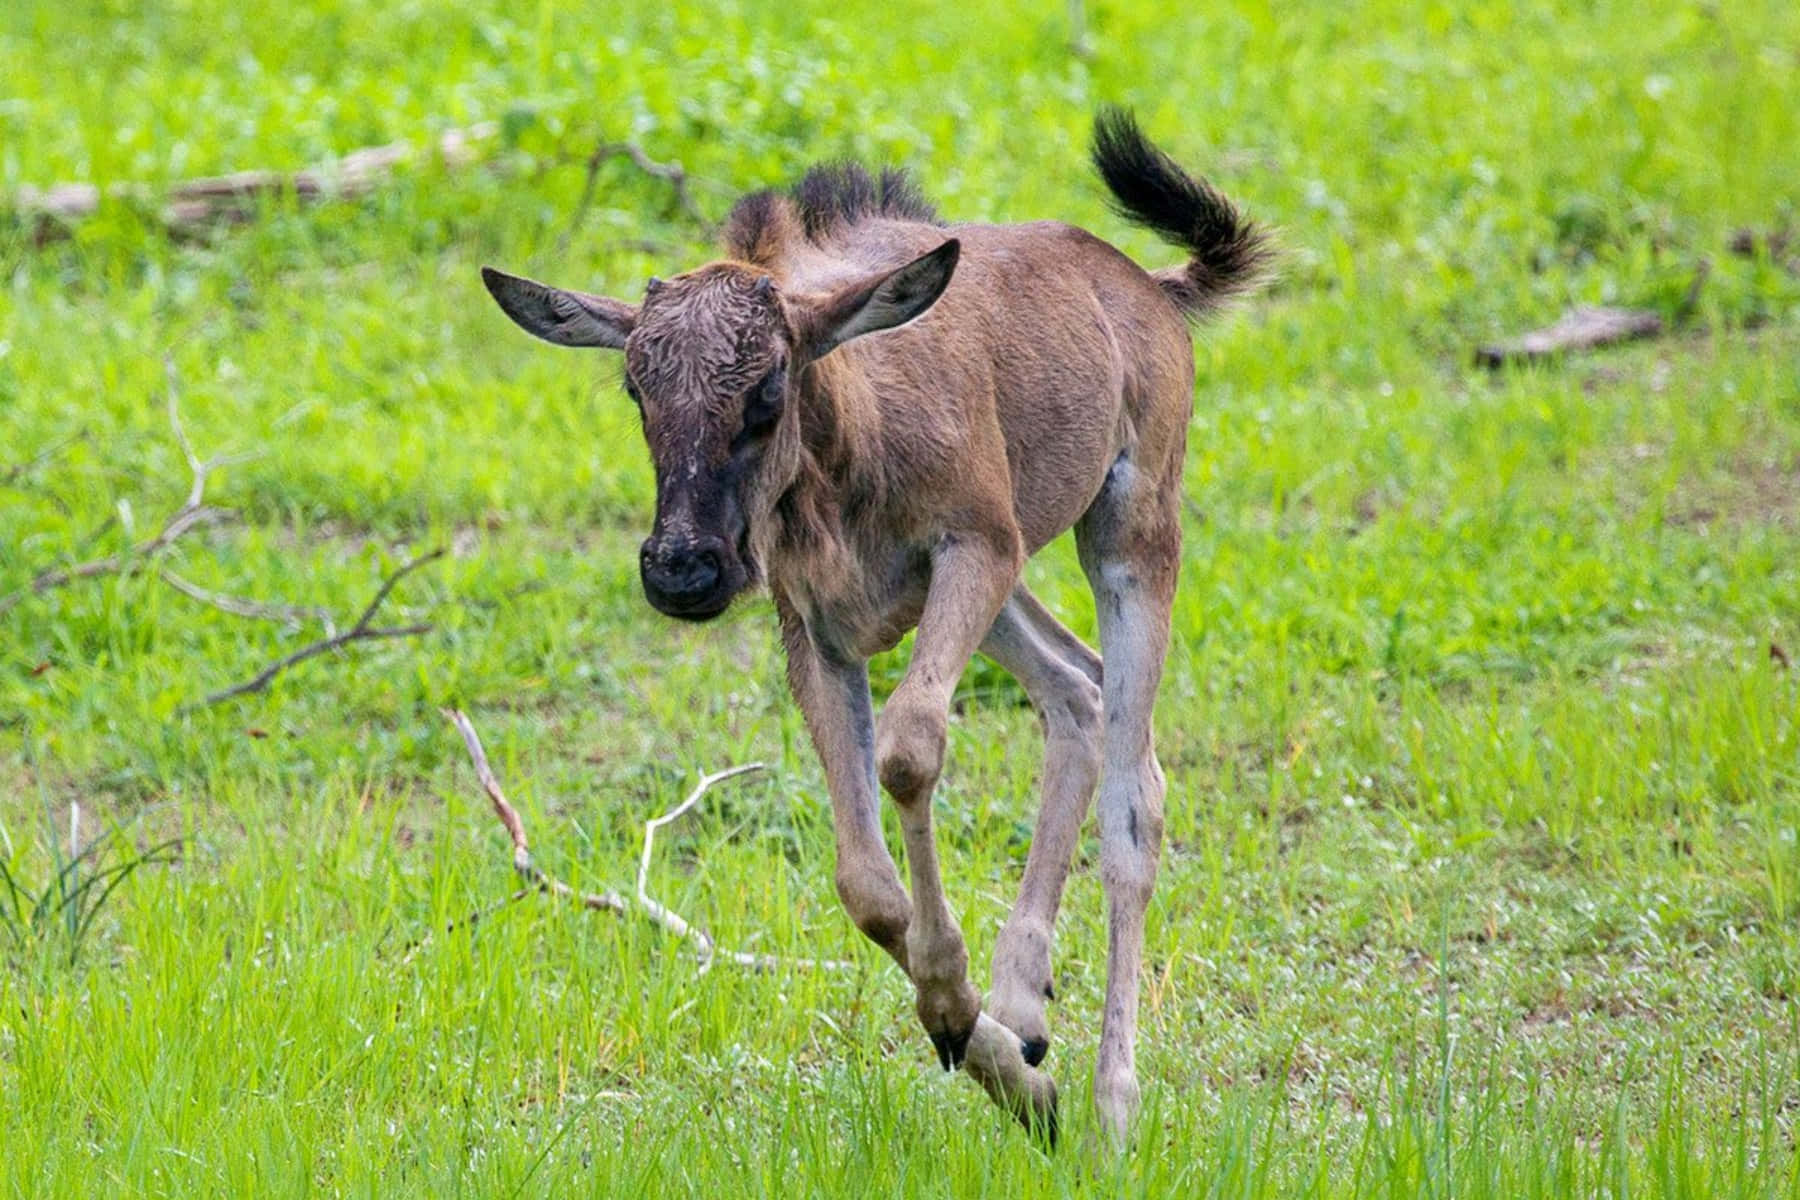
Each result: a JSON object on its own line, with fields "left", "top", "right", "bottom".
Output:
{"left": 14, "top": 124, "right": 495, "bottom": 239}
{"left": 1475, "top": 306, "right": 1665, "bottom": 368}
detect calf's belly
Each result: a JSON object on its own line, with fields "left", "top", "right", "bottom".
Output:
{"left": 1005, "top": 402, "right": 1120, "bottom": 553}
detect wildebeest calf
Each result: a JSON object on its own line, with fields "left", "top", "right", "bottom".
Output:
{"left": 482, "top": 107, "right": 1267, "bottom": 1145}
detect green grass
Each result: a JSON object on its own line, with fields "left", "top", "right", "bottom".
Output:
{"left": 3, "top": 0, "right": 1799, "bottom": 1194}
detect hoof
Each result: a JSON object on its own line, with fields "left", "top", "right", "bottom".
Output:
{"left": 987, "top": 923, "right": 1055, "bottom": 1068}
{"left": 962, "top": 1013, "right": 1060, "bottom": 1146}
{"left": 929, "top": 1024, "right": 975, "bottom": 1071}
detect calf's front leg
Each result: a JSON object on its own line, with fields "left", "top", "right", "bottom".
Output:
{"left": 872, "top": 530, "right": 1058, "bottom": 1135}
{"left": 875, "top": 530, "right": 1019, "bottom": 1067}
{"left": 778, "top": 550, "right": 1057, "bottom": 1139}
{"left": 778, "top": 601, "right": 913, "bottom": 970}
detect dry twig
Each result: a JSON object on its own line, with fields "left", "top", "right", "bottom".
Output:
{"left": 434, "top": 707, "right": 847, "bottom": 971}
{"left": 0, "top": 363, "right": 239, "bottom": 619}
{"left": 441, "top": 707, "right": 628, "bottom": 913}
{"left": 561, "top": 140, "right": 704, "bottom": 248}
{"left": 199, "top": 550, "right": 443, "bottom": 706}
{"left": 1, "top": 430, "right": 88, "bottom": 489}
{"left": 159, "top": 569, "right": 337, "bottom": 633}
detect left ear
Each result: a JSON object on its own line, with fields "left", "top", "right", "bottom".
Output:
{"left": 481, "top": 266, "right": 637, "bottom": 349}
{"left": 792, "top": 239, "right": 960, "bottom": 361}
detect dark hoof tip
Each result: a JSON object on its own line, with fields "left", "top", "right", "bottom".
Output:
{"left": 1020, "top": 1037, "right": 1049, "bottom": 1067}
{"left": 929, "top": 1026, "right": 974, "bottom": 1071}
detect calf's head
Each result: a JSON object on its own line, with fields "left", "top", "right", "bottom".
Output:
{"left": 481, "top": 240, "right": 958, "bottom": 621}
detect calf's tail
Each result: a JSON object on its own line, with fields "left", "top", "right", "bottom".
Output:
{"left": 1090, "top": 106, "right": 1271, "bottom": 319}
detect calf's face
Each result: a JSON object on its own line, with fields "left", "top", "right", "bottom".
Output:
{"left": 480, "top": 239, "right": 958, "bottom": 621}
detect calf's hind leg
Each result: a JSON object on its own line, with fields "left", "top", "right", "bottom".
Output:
{"left": 981, "top": 585, "right": 1104, "bottom": 1067}
{"left": 1076, "top": 457, "right": 1180, "bottom": 1146}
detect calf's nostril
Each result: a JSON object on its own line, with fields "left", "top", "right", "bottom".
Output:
{"left": 683, "top": 552, "right": 721, "bottom": 591}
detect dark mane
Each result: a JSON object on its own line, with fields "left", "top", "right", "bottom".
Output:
{"left": 792, "top": 163, "right": 939, "bottom": 237}
{"left": 723, "top": 163, "right": 940, "bottom": 262}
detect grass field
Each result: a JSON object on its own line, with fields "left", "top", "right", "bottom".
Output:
{"left": 3, "top": 0, "right": 1799, "bottom": 1194}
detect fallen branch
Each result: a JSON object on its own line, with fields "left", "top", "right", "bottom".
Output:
{"left": 1, "top": 429, "right": 88, "bottom": 489}
{"left": 1729, "top": 227, "right": 1792, "bottom": 262}
{"left": 198, "top": 549, "right": 443, "bottom": 706}
{"left": 441, "top": 707, "right": 628, "bottom": 912}
{"left": 434, "top": 707, "right": 846, "bottom": 972}
{"left": 0, "top": 362, "right": 239, "bottom": 619}
{"left": 17, "top": 125, "right": 496, "bottom": 241}
{"left": 1475, "top": 305, "right": 1666, "bottom": 368}
{"left": 159, "top": 569, "right": 337, "bottom": 633}
{"left": 635, "top": 762, "right": 796, "bottom": 974}
{"left": 561, "top": 139, "right": 704, "bottom": 248}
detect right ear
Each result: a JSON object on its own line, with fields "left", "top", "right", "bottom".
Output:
{"left": 481, "top": 266, "right": 637, "bottom": 349}
{"left": 790, "top": 239, "right": 960, "bottom": 362}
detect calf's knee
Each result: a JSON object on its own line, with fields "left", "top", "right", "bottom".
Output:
{"left": 876, "top": 697, "right": 947, "bottom": 802}
{"left": 835, "top": 867, "right": 912, "bottom": 960}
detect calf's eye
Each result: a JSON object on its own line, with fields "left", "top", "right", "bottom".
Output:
{"left": 739, "top": 367, "right": 784, "bottom": 443}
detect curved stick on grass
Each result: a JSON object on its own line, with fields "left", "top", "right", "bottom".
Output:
{"left": 199, "top": 549, "right": 443, "bottom": 706}
{"left": 561, "top": 139, "right": 704, "bottom": 249}
{"left": 160, "top": 569, "right": 337, "bottom": 633}
{"left": 435, "top": 707, "right": 847, "bottom": 972}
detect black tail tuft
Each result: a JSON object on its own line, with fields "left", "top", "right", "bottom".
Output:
{"left": 1091, "top": 106, "right": 1271, "bottom": 318}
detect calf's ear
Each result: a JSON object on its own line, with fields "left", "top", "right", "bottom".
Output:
{"left": 481, "top": 266, "right": 637, "bottom": 349}
{"left": 792, "top": 239, "right": 960, "bottom": 362}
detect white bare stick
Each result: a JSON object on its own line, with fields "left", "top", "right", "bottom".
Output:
{"left": 635, "top": 764, "right": 764, "bottom": 941}
{"left": 635, "top": 762, "right": 850, "bottom": 972}
{"left": 437, "top": 708, "right": 847, "bottom": 972}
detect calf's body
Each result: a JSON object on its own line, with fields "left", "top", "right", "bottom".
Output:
{"left": 762, "top": 216, "right": 1192, "bottom": 656}
{"left": 482, "top": 109, "right": 1266, "bottom": 1145}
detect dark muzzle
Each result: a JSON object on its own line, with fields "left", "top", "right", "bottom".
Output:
{"left": 640, "top": 534, "right": 733, "bottom": 620}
